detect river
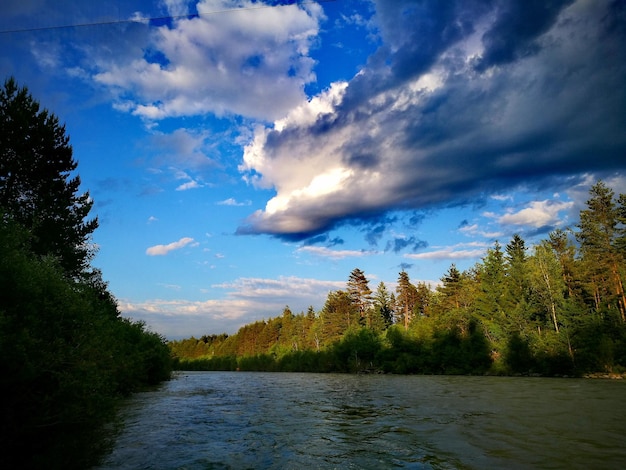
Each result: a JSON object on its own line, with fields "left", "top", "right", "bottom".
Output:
{"left": 96, "top": 372, "right": 626, "bottom": 469}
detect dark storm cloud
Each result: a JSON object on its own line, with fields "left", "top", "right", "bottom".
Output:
{"left": 474, "top": 0, "right": 575, "bottom": 71}
{"left": 240, "top": 0, "right": 626, "bottom": 240}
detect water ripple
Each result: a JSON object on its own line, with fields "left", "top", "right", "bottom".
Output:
{"left": 97, "top": 372, "right": 626, "bottom": 469}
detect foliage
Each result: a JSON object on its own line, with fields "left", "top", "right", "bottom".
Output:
{"left": 0, "top": 79, "right": 172, "bottom": 468}
{"left": 0, "top": 78, "right": 98, "bottom": 277}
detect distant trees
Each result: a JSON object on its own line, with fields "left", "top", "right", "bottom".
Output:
{"left": 171, "top": 180, "right": 626, "bottom": 377}
{"left": 0, "top": 78, "right": 171, "bottom": 468}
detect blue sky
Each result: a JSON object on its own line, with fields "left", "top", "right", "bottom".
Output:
{"left": 2, "top": 0, "right": 625, "bottom": 339}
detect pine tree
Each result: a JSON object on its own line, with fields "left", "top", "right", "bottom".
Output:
{"left": 505, "top": 234, "right": 528, "bottom": 301}
{"left": 396, "top": 271, "right": 418, "bottom": 330}
{"left": 548, "top": 229, "right": 578, "bottom": 298}
{"left": 319, "top": 290, "right": 356, "bottom": 346}
{"left": 476, "top": 241, "right": 508, "bottom": 344}
{"left": 372, "top": 281, "right": 394, "bottom": 331}
{"left": 347, "top": 268, "right": 373, "bottom": 327}
{"left": 437, "top": 264, "right": 463, "bottom": 310}
{"left": 0, "top": 78, "right": 97, "bottom": 277}
{"left": 576, "top": 181, "right": 626, "bottom": 321}
{"left": 414, "top": 281, "right": 432, "bottom": 318}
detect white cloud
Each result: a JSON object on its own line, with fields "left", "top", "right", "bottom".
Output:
{"left": 296, "top": 245, "right": 374, "bottom": 260}
{"left": 458, "top": 223, "right": 503, "bottom": 239}
{"left": 119, "top": 275, "right": 344, "bottom": 337}
{"left": 498, "top": 200, "right": 574, "bottom": 228}
{"left": 146, "top": 237, "right": 196, "bottom": 256}
{"left": 405, "top": 242, "right": 488, "bottom": 261}
{"left": 217, "top": 198, "right": 251, "bottom": 206}
{"left": 93, "top": 0, "right": 324, "bottom": 120}
{"left": 175, "top": 180, "right": 201, "bottom": 191}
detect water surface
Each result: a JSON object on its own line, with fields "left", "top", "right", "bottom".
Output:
{"left": 97, "top": 372, "right": 626, "bottom": 469}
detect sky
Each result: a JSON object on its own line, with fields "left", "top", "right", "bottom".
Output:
{"left": 1, "top": 0, "right": 625, "bottom": 339}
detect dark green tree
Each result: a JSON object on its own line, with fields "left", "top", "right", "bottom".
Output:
{"left": 548, "top": 229, "right": 578, "bottom": 298}
{"left": 0, "top": 78, "right": 97, "bottom": 277}
{"left": 414, "top": 281, "right": 432, "bottom": 318}
{"left": 505, "top": 234, "right": 528, "bottom": 300}
{"left": 505, "top": 234, "right": 531, "bottom": 333}
{"left": 616, "top": 193, "right": 626, "bottom": 257}
{"left": 319, "top": 290, "right": 357, "bottom": 346}
{"left": 396, "top": 271, "right": 417, "bottom": 330}
{"left": 347, "top": 268, "right": 373, "bottom": 326}
{"left": 372, "top": 281, "right": 394, "bottom": 331}
{"left": 437, "top": 264, "right": 463, "bottom": 311}
{"left": 475, "top": 241, "right": 508, "bottom": 347}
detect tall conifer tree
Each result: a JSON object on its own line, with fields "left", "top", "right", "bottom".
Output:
{"left": 0, "top": 78, "right": 98, "bottom": 277}
{"left": 576, "top": 181, "right": 626, "bottom": 321}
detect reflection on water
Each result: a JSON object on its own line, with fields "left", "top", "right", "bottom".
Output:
{"left": 97, "top": 372, "right": 626, "bottom": 469}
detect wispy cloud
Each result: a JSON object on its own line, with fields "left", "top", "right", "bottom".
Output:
{"left": 146, "top": 237, "right": 196, "bottom": 256}
{"left": 176, "top": 180, "right": 201, "bottom": 191}
{"left": 296, "top": 245, "right": 375, "bottom": 260}
{"left": 217, "top": 198, "right": 251, "bottom": 206}
{"left": 458, "top": 223, "right": 503, "bottom": 239}
{"left": 405, "top": 242, "right": 488, "bottom": 261}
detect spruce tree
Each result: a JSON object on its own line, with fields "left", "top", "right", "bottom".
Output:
{"left": 576, "top": 181, "right": 626, "bottom": 321}
{"left": 347, "top": 268, "right": 373, "bottom": 327}
{"left": 0, "top": 78, "right": 97, "bottom": 277}
{"left": 396, "top": 271, "right": 417, "bottom": 330}
{"left": 372, "top": 281, "right": 394, "bottom": 331}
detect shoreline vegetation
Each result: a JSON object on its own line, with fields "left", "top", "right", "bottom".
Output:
{"left": 171, "top": 181, "right": 626, "bottom": 379}
{"left": 1, "top": 78, "right": 172, "bottom": 469}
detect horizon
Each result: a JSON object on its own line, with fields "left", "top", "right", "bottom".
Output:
{"left": 2, "top": 0, "right": 625, "bottom": 339}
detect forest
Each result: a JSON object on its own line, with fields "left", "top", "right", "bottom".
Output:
{"left": 171, "top": 181, "right": 626, "bottom": 377}
{"left": 0, "top": 78, "right": 172, "bottom": 469}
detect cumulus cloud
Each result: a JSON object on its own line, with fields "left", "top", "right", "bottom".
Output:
{"left": 92, "top": 0, "right": 324, "bottom": 120}
{"left": 238, "top": 0, "right": 626, "bottom": 239}
{"left": 146, "top": 237, "right": 196, "bottom": 255}
{"left": 498, "top": 200, "right": 574, "bottom": 228}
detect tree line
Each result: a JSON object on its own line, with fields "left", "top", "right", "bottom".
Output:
{"left": 171, "top": 180, "right": 626, "bottom": 376}
{"left": 0, "top": 78, "right": 172, "bottom": 469}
